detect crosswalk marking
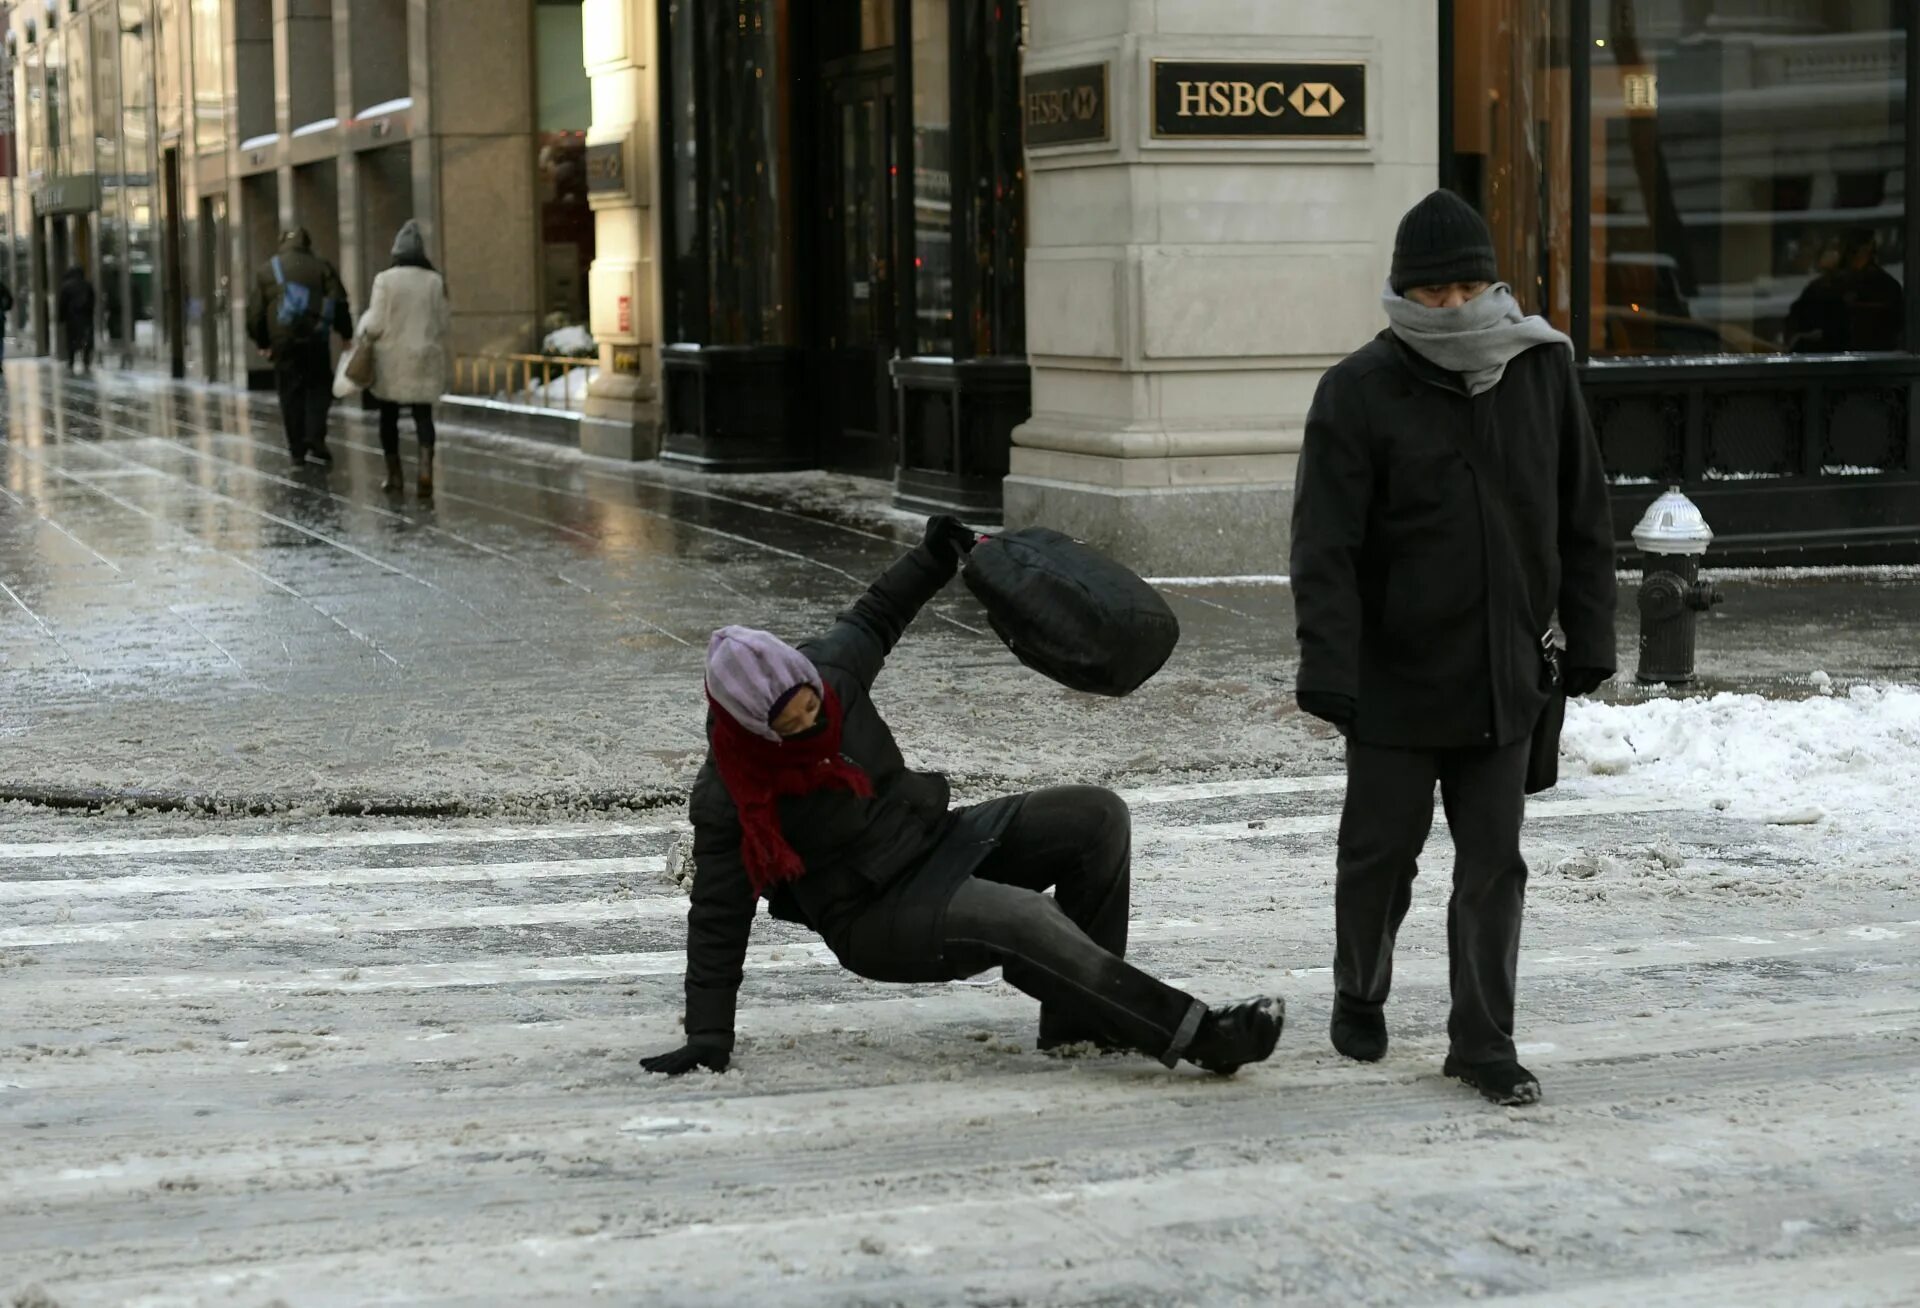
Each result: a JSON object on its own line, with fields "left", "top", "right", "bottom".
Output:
{"left": 0, "top": 819, "right": 680, "bottom": 861}
{"left": 0, "top": 854, "right": 667, "bottom": 902}
{"left": 0, "top": 894, "right": 718, "bottom": 949}
{"left": 1159, "top": 795, "right": 1693, "bottom": 841}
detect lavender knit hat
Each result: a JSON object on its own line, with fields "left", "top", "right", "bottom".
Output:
{"left": 706, "top": 626, "right": 823, "bottom": 741}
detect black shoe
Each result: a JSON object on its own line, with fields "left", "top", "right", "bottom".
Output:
{"left": 1330, "top": 1003, "right": 1389, "bottom": 1062}
{"left": 1185, "top": 996, "right": 1284, "bottom": 1076}
{"left": 290, "top": 450, "right": 311, "bottom": 468}
{"left": 1443, "top": 1054, "right": 1542, "bottom": 1106}
{"left": 306, "top": 445, "right": 334, "bottom": 466}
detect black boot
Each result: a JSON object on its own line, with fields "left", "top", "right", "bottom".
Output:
{"left": 1443, "top": 1054, "right": 1541, "bottom": 1106}
{"left": 417, "top": 444, "right": 434, "bottom": 497}
{"left": 306, "top": 443, "right": 334, "bottom": 466}
{"left": 1184, "top": 996, "right": 1284, "bottom": 1075}
{"left": 381, "top": 452, "right": 405, "bottom": 492}
{"left": 1330, "top": 1001, "right": 1389, "bottom": 1062}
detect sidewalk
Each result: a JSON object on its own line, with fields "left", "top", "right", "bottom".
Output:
{"left": 3, "top": 360, "right": 1917, "bottom": 813}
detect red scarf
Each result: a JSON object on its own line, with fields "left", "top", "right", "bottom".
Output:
{"left": 706, "top": 683, "right": 873, "bottom": 897}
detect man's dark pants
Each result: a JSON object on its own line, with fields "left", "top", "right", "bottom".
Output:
{"left": 1334, "top": 740, "right": 1530, "bottom": 1063}
{"left": 273, "top": 338, "right": 335, "bottom": 460}
{"left": 937, "top": 785, "right": 1205, "bottom": 1064}
{"left": 64, "top": 325, "right": 95, "bottom": 373}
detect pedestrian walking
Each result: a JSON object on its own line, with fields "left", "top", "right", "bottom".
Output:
{"left": 643, "top": 517, "right": 1285, "bottom": 1079}
{"left": 356, "top": 220, "right": 451, "bottom": 495}
{"left": 56, "top": 266, "right": 97, "bottom": 375}
{"left": 247, "top": 228, "right": 351, "bottom": 467}
{"left": 0, "top": 276, "right": 14, "bottom": 370}
{"left": 1289, "top": 189, "right": 1618, "bottom": 1106}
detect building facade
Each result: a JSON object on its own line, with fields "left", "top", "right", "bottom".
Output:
{"left": 575, "top": 0, "right": 1915, "bottom": 570}
{"left": 3, "top": 0, "right": 596, "bottom": 394}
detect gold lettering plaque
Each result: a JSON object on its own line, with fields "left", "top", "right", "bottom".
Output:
{"left": 1023, "top": 63, "right": 1111, "bottom": 148}
{"left": 1151, "top": 60, "right": 1365, "bottom": 140}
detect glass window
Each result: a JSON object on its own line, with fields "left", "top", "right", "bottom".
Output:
{"left": 191, "top": 0, "right": 225, "bottom": 155}
{"left": 962, "top": 0, "right": 1025, "bottom": 356}
{"left": 664, "top": 0, "right": 705, "bottom": 343}
{"left": 911, "top": 0, "right": 952, "bottom": 356}
{"left": 1592, "top": 1, "right": 1905, "bottom": 357}
{"left": 1449, "top": 0, "right": 1572, "bottom": 328}
{"left": 156, "top": 0, "right": 182, "bottom": 140}
{"left": 64, "top": 20, "right": 92, "bottom": 174}
{"left": 121, "top": 3, "right": 158, "bottom": 359}
{"left": 700, "top": 0, "right": 791, "bottom": 345}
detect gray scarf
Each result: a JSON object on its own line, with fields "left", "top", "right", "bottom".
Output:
{"left": 1381, "top": 282, "right": 1571, "bottom": 395}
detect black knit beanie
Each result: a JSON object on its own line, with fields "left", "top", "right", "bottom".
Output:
{"left": 1390, "top": 190, "right": 1498, "bottom": 294}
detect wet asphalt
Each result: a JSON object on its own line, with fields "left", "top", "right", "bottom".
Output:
{"left": 2, "top": 360, "right": 1915, "bottom": 809}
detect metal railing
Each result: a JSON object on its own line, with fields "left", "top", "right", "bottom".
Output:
{"left": 452, "top": 353, "right": 597, "bottom": 411}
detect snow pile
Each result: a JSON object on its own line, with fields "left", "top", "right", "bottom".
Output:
{"left": 1562, "top": 684, "right": 1920, "bottom": 827}
{"left": 543, "top": 325, "right": 597, "bottom": 357}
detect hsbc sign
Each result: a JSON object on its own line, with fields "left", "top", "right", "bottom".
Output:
{"left": 1150, "top": 60, "right": 1365, "bottom": 140}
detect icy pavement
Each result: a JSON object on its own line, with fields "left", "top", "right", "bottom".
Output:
{"left": 3, "top": 761, "right": 1918, "bottom": 1306}
{"left": 5, "top": 363, "right": 1920, "bottom": 809}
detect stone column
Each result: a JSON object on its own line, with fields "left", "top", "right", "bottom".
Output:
{"left": 575, "top": 0, "right": 661, "bottom": 461}
{"left": 1007, "top": 0, "right": 1439, "bottom": 575}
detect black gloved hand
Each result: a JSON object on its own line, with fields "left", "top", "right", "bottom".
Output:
{"left": 640, "top": 1034, "right": 732, "bottom": 1076}
{"left": 1564, "top": 667, "right": 1612, "bottom": 698}
{"left": 922, "top": 514, "right": 978, "bottom": 568}
{"left": 1297, "top": 690, "right": 1357, "bottom": 728}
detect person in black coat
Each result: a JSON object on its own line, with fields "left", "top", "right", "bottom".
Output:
{"left": 56, "top": 266, "right": 98, "bottom": 375}
{"left": 642, "top": 517, "right": 1284, "bottom": 1079}
{"left": 1290, "top": 190, "right": 1617, "bottom": 1106}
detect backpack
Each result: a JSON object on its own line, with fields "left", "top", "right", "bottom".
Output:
{"left": 270, "top": 256, "right": 333, "bottom": 341}
{"left": 961, "top": 527, "right": 1181, "bottom": 697}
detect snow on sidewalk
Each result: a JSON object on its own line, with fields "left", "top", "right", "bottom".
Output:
{"left": 1562, "top": 683, "right": 1920, "bottom": 833}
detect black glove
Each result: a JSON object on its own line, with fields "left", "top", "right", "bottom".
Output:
{"left": 1565, "top": 667, "right": 1612, "bottom": 698}
{"left": 640, "top": 1034, "right": 732, "bottom": 1076}
{"left": 1297, "top": 690, "right": 1357, "bottom": 728}
{"left": 922, "top": 514, "right": 978, "bottom": 568}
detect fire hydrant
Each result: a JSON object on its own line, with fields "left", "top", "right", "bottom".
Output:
{"left": 1632, "top": 487, "right": 1722, "bottom": 685}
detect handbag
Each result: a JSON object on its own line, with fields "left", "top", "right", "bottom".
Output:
{"left": 345, "top": 337, "right": 376, "bottom": 388}
{"left": 961, "top": 527, "right": 1181, "bottom": 697}
{"left": 1441, "top": 406, "right": 1567, "bottom": 795}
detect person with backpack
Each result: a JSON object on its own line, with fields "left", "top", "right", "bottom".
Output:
{"left": 56, "top": 266, "right": 97, "bottom": 375}
{"left": 247, "top": 228, "right": 351, "bottom": 466}
{"left": 1289, "top": 190, "right": 1617, "bottom": 1107}
{"left": 641, "top": 516, "right": 1285, "bottom": 1080}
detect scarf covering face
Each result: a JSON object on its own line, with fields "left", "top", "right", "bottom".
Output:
{"left": 1381, "top": 281, "right": 1572, "bottom": 396}
{"left": 705, "top": 683, "right": 873, "bottom": 897}
{"left": 704, "top": 627, "right": 870, "bottom": 896}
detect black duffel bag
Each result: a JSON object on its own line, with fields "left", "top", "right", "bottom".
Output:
{"left": 961, "top": 527, "right": 1180, "bottom": 697}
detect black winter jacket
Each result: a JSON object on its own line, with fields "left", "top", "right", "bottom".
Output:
{"left": 1290, "top": 331, "right": 1617, "bottom": 750}
{"left": 680, "top": 542, "right": 1013, "bottom": 1044}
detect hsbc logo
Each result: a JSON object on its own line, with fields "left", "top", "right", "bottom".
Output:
{"left": 1151, "top": 60, "right": 1365, "bottom": 140}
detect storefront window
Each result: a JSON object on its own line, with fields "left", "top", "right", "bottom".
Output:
{"left": 1592, "top": 1, "right": 1906, "bottom": 358}
{"left": 911, "top": 0, "right": 952, "bottom": 356}
{"left": 536, "top": 0, "right": 593, "bottom": 335}
{"left": 663, "top": 0, "right": 706, "bottom": 343}
{"left": 962, "top": 0, "right": 1025, "bottom": 357}
{"left": 191, "top": 0, "right": 225, "bottom": 155}
{"left": 701, "top": 0, "right": 791, "bottom": 345}
{"left": 1450, "top": 0, "right": 1572, "bottom": 328}
{"left": 121, "top": 3, "right": 158, "bottom": 358}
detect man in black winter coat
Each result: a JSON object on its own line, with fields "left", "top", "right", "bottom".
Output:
{"left": 1290, "top": 190, "right": 1617, "bottom": 1106}
{"left": 642, "top": 517, "right": 1284, "bottom": 1079}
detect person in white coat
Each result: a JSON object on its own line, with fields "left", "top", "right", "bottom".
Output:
{"left": 359, "top": 221, "right": 452, "bottom": 495}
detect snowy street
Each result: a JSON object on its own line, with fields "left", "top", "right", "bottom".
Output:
{"left": 5, "top": 722, "right": 1920, "bottom": 1305}
{"left": 3, "top": 365, "right": 1919, "bottom": 1304}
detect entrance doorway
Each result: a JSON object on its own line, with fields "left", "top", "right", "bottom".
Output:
{"left": 817, "top": 61, "right": 897, "bottom": 477}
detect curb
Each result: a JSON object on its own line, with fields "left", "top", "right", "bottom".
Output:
{"left": 0, "top": 784, "right": 684, "bottom": 819}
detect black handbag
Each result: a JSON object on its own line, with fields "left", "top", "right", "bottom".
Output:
{"left": 961, "top": 527, "right": 1181, "bottom": 697}
{"left": 1442, "top": 409, "right": 1567, "bottom": 796}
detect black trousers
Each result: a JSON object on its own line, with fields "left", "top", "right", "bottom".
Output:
{"left": 938, "top": 785, "right": 1205, "bottom": 1066}
{"left": 273, "top": 340, "right": 334, "bottom": 459}
{"left": 1334, "top": 740, "right": 1530, "bottom": 1064}
{"left": 64, "top": 324, "right": 95, "bottom": 373}
{"left": 378, "top": 401, "right": 437, "bottom": 459}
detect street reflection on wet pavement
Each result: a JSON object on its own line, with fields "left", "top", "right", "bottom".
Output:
{"left": 3, "top": 362, "right": 1916, "bottom": 808}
